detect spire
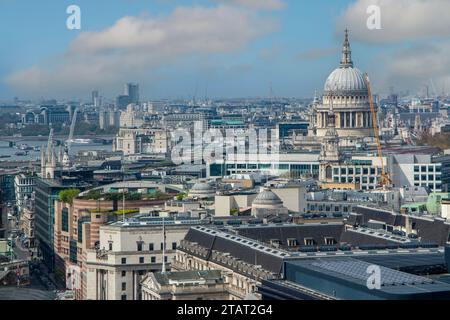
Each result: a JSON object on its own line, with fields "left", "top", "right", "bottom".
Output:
{"left": 40, "top": 148, "right": 46, "bottom": 177}
{"left": 51, "top": 146, "right": 57, "bottom": 167}
{"left": 340, "top": 29, "right": 353, "bottom": 68}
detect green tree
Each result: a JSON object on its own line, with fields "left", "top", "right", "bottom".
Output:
{"left": 84, "top": 189, "right": 102, "bottom": 200}
{"left": 59, "top": 189, "right": 81, "bottom": 206}
{"left": 176, "top": 193, "right": 187, "bottom": 201}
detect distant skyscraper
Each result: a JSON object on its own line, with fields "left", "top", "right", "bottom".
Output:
{"left": 116, "top": 94, "right": 131, "bottom": 109}
{"left": 124, "top": 83, "right": 139, "bottom": 104}
{"left": 92, "top": 90, "right": 99, "bottom": 106}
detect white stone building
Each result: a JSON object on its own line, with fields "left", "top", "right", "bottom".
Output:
{"left": 84, "top": 217, "right": 207, "bottom": 300}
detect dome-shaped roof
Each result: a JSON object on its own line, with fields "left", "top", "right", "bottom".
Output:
{"left": 323, "top": 30, "right": 367, "bottom": 94}
{"left": 324, "top": 67, "right": 367, "bottom": 93}
{"left": 253, "top": 189, "right": 283, "bottom": 206}
{"left": 191, "top": 182, "right": 214, "bottom": 191}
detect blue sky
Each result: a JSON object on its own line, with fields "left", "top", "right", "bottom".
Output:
{"left": 0, "top": 0, "right": 449, "bottom": 101}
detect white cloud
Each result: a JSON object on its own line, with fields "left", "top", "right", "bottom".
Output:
{"left": 6, "top": 5, "right": 278, "bottom": 98}
{"left": 337, "top": 0, "right": 450, "bottom": 43}
{"left": 215, "top": 0, "right": 286, "bottom": 10}
{"left": 381, "top": 43, "right": 450, "bottom": 93}
{"left": 336, "top": 0, "right": 450, "bottom": 94}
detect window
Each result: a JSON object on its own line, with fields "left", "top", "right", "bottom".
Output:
{"left": 139, "top": 257, "right": 144, "bottom": 264}
{"left": 137, "top": 242, "right": 143, "bottom": 252}
{"left": 325, "top": 237, "right": 336, "bottom": 245}
{"left": 160, "top": 243, "right": 164, "bottom": 250}
{"left": 61, "top": 208, "right": 69, "bottom": 232}
{"left": 304, "top": 238, "right": 314, "bottom": 246}
{"left": 121, "top": 258, "right": 127, "bottom": 264}
{"left": 151, "top": 257, "right": 156, "bottom": 263}
{"left": 109, "top": 242, "right": 113, "bottom": 251}
{"left": 149, "top": 243, "right": 154, "bottom": 251}
{"left": 414, "top": 166, "right": 419, "bottom": 172}
{"left": 172, "top": 242, "right": 177, "bottom": 250}
{"left": 121, "top": 295, "right": 127, "bottom": 301}
{"left": 122, "top": 282, "right": 126, "bottom": 290}
{"left": 122, "top": 271, "right": 126, "bottom": 277}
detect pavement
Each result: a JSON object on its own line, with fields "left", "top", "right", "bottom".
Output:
{"left": 14, "top": 237, "right": 31, "bottom": 261}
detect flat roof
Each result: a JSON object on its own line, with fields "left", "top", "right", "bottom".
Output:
{"left": 287, "top": 258, "right": 450, "bottom": 294}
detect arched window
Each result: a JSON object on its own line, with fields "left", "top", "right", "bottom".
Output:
{"left": 326, "top": 166, "right": 332, "bottom": 179}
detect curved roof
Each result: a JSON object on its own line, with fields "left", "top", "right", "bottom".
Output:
{"left": 323, "top": 30, "right": 368, "bottom": 95}
{"left": 253, "top": 189, "right": 283, "bottom": 206}
{"left": 191, "top": 182, "right": 214, "bottom": 192}
{"left": 324, "top": 67, "right": 367, "bottom": 93}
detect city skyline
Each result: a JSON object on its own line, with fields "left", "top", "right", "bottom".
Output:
{"left": 1, "top": 0, "right": 450, "bottom": 101}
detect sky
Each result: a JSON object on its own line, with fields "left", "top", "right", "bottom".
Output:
{"left": 0, "top": 0, "right": 450, "bottom": 101}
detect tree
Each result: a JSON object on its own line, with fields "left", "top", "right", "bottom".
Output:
{"left": 176, "top": 193, "right": 187, "bottom": 201}
{"left": 85, "top": 189, "right": 102, "bottom": 200}
{"left": 60, "top": 189, "right": 81, "bottom": 206}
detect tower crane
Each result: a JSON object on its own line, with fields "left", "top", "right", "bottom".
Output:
{"left": 364, "top": 73, "right": 391, "bottom": 188}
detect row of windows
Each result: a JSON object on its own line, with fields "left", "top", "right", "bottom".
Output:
{"left": 307, "top": 204, "right": 350, "bottom": 212}
{"left": 225, "top": 163, "right": 319, "bottom": 170}
{"left": 414, "top": 165, "right": 441, "bottom": 172}
{"left": 136, "top": 242, "right": 177, "bottom": 252}
{"left": 333, "top": 176, "right": 377, "bottom": 184}
{"left": 333, "top": 167, "right": 379, "bottom": 175}
{"left": 121, "top": 256, "right": 168, "bottom": 265}
{"left": 414, "top": 183, "right": 442, "bottom": 190}
{"left": 413, "top": 174, "right": 441, "bottom": 181}
{"left": 121, "top": 270, "right": 145, "bottom": 277}
{"left": 107, "top": 241, "right": 177, "bottom": 252}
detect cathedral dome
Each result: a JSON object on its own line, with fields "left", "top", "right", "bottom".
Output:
{"left": 324, "top": 67, "right": 366, "bottom": 92}
{"left": 323, "top": 29, "right": 367, "bottom": 94}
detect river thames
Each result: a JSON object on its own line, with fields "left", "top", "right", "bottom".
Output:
{"left": 0, "top": 139, "right": 113, "bottom": 161}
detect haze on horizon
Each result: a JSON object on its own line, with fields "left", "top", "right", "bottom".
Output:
{"left": 1, "top": 0, "right": 450, "bottom": 101}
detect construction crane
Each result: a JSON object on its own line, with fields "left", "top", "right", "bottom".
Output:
{"left": 364, "top": 73, "right": 391, "bottom": 188}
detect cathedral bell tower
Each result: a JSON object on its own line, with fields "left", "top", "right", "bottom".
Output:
{"left": 319, "top": 90, "right": 341, "bottom": 182}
